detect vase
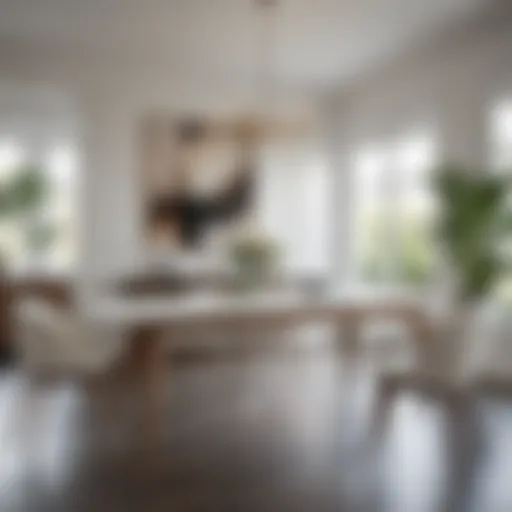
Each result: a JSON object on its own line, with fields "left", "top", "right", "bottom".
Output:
{"left": 430, "top": 297, "right": 490, "bottom": 381}
{"left": 235, "top": 261, "right": 268, "bottom": 292}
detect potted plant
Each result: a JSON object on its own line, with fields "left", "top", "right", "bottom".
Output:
{"left": 0, "top": 164, "right": 53, "bottom": 361}
{"left": 229, "top": 232, "right": 278, "bottom": 291}
{"left": 434, "top": 163, "right": 511, "bottom": 355}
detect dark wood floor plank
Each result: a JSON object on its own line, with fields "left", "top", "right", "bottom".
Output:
{"left": 0, "top": 349, "right": 509, "bottom": 511}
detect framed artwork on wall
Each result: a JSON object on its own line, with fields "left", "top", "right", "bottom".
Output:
{"left": 139, "top": 114, "right": 255, "bottom": 251}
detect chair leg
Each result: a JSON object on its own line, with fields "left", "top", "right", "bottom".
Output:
{"left": 369, "top": 374, "right": 403, "bottom": 443}
{"left": 369, "top": 373, "right": 454, "bottom": 441}
{"left": 442, "top": 389, "right": 480, "bottom": 512}
{"left": 336, "top": 316, "right": 361, "bottom": 358}
{"left": 83, "top": 374, "right": 118, "bottom": 452}
{"left": 144, "top": 333, "right": 167, "bottom": 443}
{"left": 18, "top": 372, "right": 46, "bottom": 472}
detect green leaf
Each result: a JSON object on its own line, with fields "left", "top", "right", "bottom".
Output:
{"left": 435, "top": 162, "right": 511, "bottom": 300}
{"left": 0, "top": 164, "right": 49, "bottom": 218}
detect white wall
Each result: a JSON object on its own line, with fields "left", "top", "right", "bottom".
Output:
{"left": 0, "top": 44, "right": 321, "bottom": 306}
{"left": 258, "top": 141, "right": 331, "bottom": 276}
{"left": 2, "top": 10, "right": 512, "bottom": 302}
{"left": 325, "top": 14, "right": 512, "bottom": 287}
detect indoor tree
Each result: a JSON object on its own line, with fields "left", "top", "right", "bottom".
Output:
{"left": 434, "top": 163, "right": 511, "bottom": 340}
{"left": 0, "top": 163, "right": 54, "bottom": 361}
{"left": 0, "top": 164, "right": 55, "bottom": 266}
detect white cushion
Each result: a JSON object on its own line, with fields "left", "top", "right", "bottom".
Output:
{"left": 15, "top": 299, "right": 124, "bottom": 375}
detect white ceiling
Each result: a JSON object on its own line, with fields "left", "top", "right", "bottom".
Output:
{"left": 0, "top": 0, "right": 494, "bottom": 92}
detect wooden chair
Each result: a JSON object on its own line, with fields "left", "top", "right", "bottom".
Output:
{"left": 468, "top": 305, "right": 512, "bottom": 398}
{"left": 14, "top": 297, "right": 171, "bottom": 454}
{"left": 15, "top": 298, "right": 124, "bottom": 379}
{"left": 369, "top": 301, "right": 509, "bottom": 510}
{"left": 12, "top": 298, "right": 140, "bottom": 457}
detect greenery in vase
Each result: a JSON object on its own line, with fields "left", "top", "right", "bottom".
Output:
{"left": 230, "top": 235, "right": 278, "bottom": 289}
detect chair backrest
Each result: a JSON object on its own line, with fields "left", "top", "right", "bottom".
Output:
{"left": 14, "top": 298, "right": 121, "bottom": 375}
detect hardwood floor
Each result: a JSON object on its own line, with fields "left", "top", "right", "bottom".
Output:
{"left": 0, "top": 347, "right": 511, "bottom": 511}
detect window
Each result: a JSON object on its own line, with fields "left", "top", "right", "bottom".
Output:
{"left": 43, "top": 144, "right": 78, "bottom": 270}
{"left": 491, "top": 99, "right": 512, "bottom": 171}
{"left": 354, "top": 131, "right": 437, "bottom": 287}
{"left": 354, "top": 146, "right": 391, "bottom": 282}
{"left": 0, "top": 139, "right": 77, "bottom": 273}
{"left": 259, "top": 143, "right": 331, "bottom": 275}
{"left": 0, "top": 142, "right": 25, "bottom": 181}
{"left": 490, "top": 99, "right": 512, "bottom": 303}
{"left": 0, "top": 141, "right": 27, "bottom": 270}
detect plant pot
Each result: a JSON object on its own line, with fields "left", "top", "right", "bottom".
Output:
{"left": 234, "top": 261, "right": 269, "bottom": 291}
{"left": 434, "top": 299, "right": 492, "bottom": 380}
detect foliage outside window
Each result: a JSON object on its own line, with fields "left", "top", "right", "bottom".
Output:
{"left": 0, "top": 141, "right": 76, "bottom": 272}
{"left": 355, "top": 132, "right": 437, "bottom": 287}
{"left": 490, "top": 99, "right": 512, "bottom": 306}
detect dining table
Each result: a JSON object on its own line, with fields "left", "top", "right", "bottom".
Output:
{"left": 84, "top": 288, "right": 432, "bottom": 445}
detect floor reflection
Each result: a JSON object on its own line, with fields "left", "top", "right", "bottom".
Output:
{"left": 0, "top": 346, "right": 509, "bottom": 511}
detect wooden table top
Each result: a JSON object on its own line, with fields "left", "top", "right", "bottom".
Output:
{"left": 85, "top": 289, "right": 425, "bottom": 329}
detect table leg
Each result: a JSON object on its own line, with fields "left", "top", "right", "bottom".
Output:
{"left": 336, "top": 314, "right": 361, "bottom": 356}
{"left": 410, "top": 313, "right": 433, "bottom": 364}
{"left": 128, "top": 327, "right": 168, "bottom": 450}
{"left": 145, "top": 330, "right": 167, "bottom": 426}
